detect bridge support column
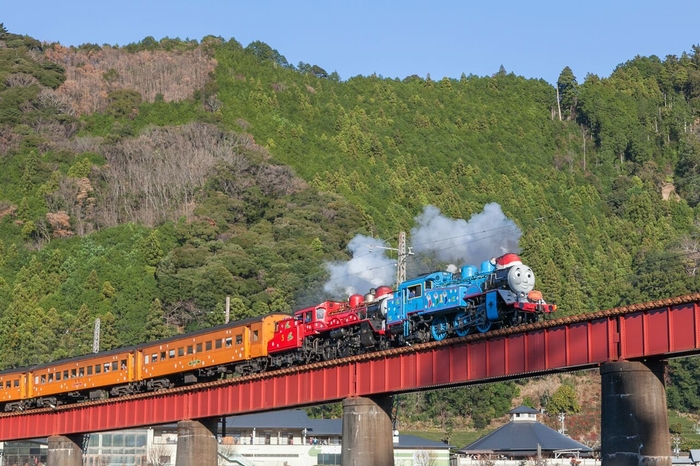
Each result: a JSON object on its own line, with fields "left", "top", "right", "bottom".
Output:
{"left": 47, "top": 434, "right": 83, "bottom": 466}
{"left": 341, "top": 395, "right": 394, "bottom": 466}
{"left": 175, "top": 418, "right": 218, "bottom": 466}
{"left": 601, "top": 360, "right": 671, "bottom": 466}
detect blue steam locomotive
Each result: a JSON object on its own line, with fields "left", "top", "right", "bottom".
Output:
{"left": 385, "top": 253, "right": 556, "bottom": 343}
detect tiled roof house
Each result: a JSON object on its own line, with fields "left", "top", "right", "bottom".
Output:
{"left": 458, "top": 406, "right": 593, "bottom": 459}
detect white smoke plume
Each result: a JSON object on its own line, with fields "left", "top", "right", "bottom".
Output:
{"left": 323, "top": 234, "right": 397, "bottom": 297}
{"left": 322, "top": 203, "right": 521, "bottom": 298}
{"left": 410, "top": 203, "right": 521, "bottom": 266}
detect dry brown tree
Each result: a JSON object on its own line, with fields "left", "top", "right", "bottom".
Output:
{"left": 45, "top": 44, "right": 215, "bottom": 115}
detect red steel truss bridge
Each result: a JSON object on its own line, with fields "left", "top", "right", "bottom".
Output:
{"left": 2, "top": 293, "right": 700, "bottom": 441}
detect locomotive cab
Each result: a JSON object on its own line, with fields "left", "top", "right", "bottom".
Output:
{"left": 386, "top": 271, "right": 457, "bottom": 328}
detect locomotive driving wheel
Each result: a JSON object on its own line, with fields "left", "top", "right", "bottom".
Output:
{"left": 430, "top": 315, "right": 449, "bottom": 341}
{"left": 453, "top": 311, "right": 470, "bottom": 337}
{"left": 475, "top": 309, "right": 492, "bottom": 333}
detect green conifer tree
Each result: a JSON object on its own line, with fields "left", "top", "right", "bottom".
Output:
{"left": 144, "top": 298, "right": 174, "bottom": 341}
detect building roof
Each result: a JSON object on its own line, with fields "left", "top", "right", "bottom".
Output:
{"left": 510, "top": 406, "right": 541, "bottom": 414}
{"left": 689, "top": 450, "right": 700, "bottom": 463}
{"left": 458, "top": 412, "right": 593, "bottom": 457}
{"left": 397, "top": 435, "right": 453, "bottom": 450}
{"left": 308, "top": 418, "right": 342, "bottom": 436}
{"left": 225, "top": 409, "right": 314, "bottom": 429}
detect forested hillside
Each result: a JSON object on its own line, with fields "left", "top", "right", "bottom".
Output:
{"left": 2, "top": 23, "right": 700, "bottom": 443}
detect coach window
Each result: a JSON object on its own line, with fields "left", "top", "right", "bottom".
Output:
{"left": 152, "top": 353, "right": 158, "bottom": 363}
{"left": 161, "top": 351, "right": 167, "bottom": 360}
{"left": 252, "top": 330, "right": 259, "bottom": 342}
{"left": 316, "top": 308, "right": 325, "bottom": 320}
{"left": 63, "top": 370, "right": 69, "bottom": 379}
{"left": 121, "top": 359, "right": 127, "bottom": 370}
{"left": 71, "top": 369, "right": 77, "bottom": 378}
{"left": 205, "top": 341, "right": 212, "bottom": 351}
{"left": 5, "top": 381, "right": 10, "bottom": 388}
{"left": 216, "top": 339, "right": 223, "bottom": 349}
{"left": 56, "top": 372, "right": 61, "bottom": 381}
{"left": 187, "top": 345, "right": 193, "bottom": 355}
{"left": 49, "top": 373, "right": 54, "bottom": 382}
{"left": 79, "top": 367, "right": 84, "bottom": 377}
{"left": 178, "top": 347, "right": 184, "bottom": 357}
{"left": 13, "top": 380, "right": 18, "bottom": 387}
{"left": 225, "top": 337, "right": 232, "bottom": 348}
{"left": 235, "top": 334, "right": 243, "bottom": 345}
{"left": 104, "top": 363, "right": 110, "bottom": 373}
{"left": 144, "top": 354, "right": 150, "bottom": 365}
{"left": 95, "top": 364, "right": 101, "bottom": 374}
{"left": 41, "top": 375, "right": 46, "bottom": 384}
{"left": 111, "top": 361, "right": 117, "bottom": 371}
{"left": 169, "top": 349, "right": 175, "bottom": 359}
{"left": 196, "top": 343, "right": 203, "bottom": 353}
{"left": 87, "top": 366, "right": 93, "bottom": 376}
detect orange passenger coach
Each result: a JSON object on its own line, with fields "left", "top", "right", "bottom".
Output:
{"left": 0, "top": 312, "right": 290, "bottom": 411}
{"left": 29, "top": 348, "right": 136, "bottom": 407}
{"left": 0, "top": 367, "right": 29, "bottom": 410}
{"left": 137, "top": 313, "right": 288, "bottom": 387}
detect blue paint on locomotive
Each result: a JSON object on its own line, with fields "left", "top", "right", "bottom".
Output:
{"left": 386, "top": 260, "right": 497, "bottom": 330}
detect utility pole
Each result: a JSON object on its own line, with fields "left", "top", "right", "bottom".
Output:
{"left": 558, "top": 412, "right": 566, "bottom": 435}
{"left": 371, "top": 231, "right": 413, "bottom": 286}
{"left": 396, "top": 231, "right": 408, "bottom": 285}
{"left": 92, "top": 318, "right": 101, "bottom": 353}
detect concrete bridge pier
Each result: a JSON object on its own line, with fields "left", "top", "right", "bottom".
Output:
{"left": 175, "top": 418, "right": 219, "bottom": 466}
{"left": 601, "top": 360, "right": 671, "bottom": 466}
{"left": 47, "top": 434, "right": 83, "bottom": 466}
{"left": 341, "top": 395, "right": 394, "bottom": 466}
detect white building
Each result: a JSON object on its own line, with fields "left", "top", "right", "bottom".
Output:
{"left": 78, "top": 408, "right": 452, "bottom": 466}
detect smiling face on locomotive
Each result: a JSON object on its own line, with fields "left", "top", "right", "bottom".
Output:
{"left": 507, "top": 264, "right": 535, "bottom": 295}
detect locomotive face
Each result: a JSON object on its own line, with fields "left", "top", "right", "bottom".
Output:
{"left": 507, "top": 264, "right": 535, "bottom": 295}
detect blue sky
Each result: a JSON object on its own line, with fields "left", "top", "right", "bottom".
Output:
{"left": 3, "top": 0, "right": 700, "bottom": 85}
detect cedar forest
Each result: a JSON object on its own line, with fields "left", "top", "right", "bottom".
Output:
{"left": 2, "top": 24, "right": 700, "bottom": 448}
